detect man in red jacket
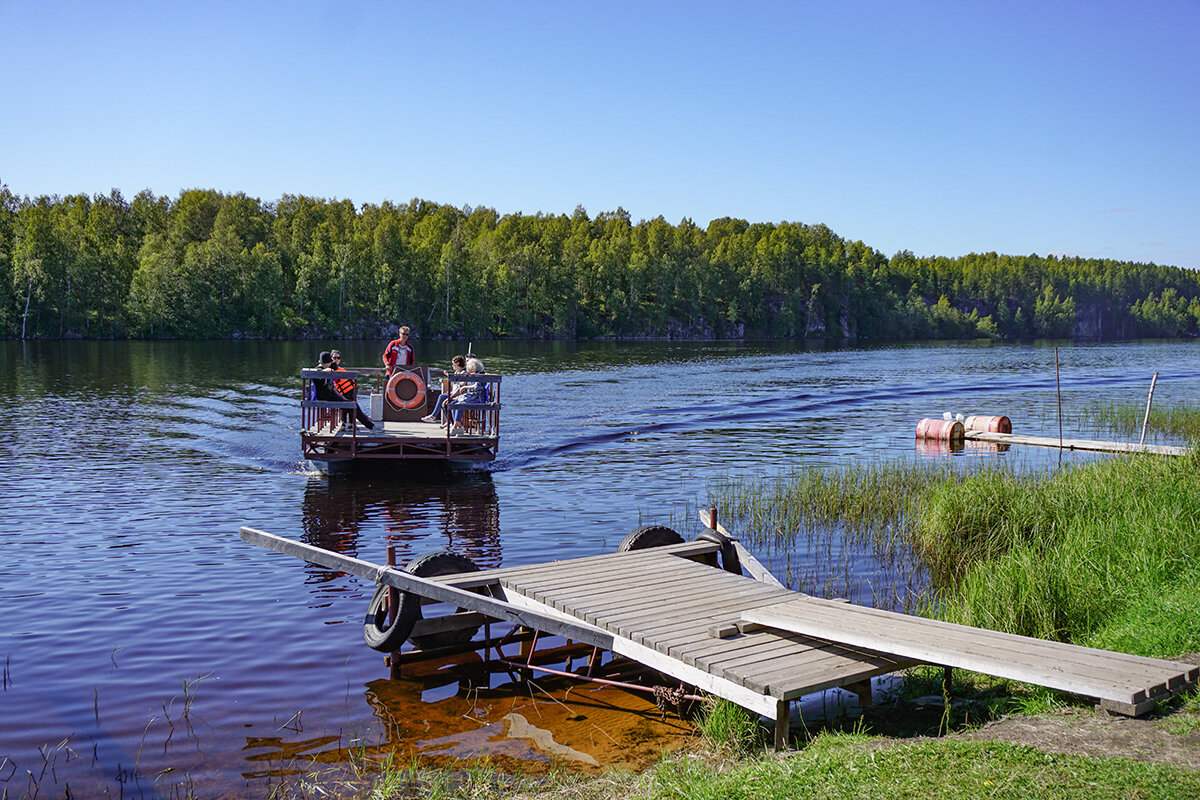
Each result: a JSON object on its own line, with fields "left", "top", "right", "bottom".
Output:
{"left": 382, "top": 326, "right": 414, "bottom": 375}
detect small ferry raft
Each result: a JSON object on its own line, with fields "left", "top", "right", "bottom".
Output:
{"left": 301, "top": 366, "right": 501, "bottom": 469}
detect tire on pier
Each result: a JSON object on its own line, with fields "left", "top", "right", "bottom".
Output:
{"left": 694, "top": 528, "right": 742, "bottom": 575}
{"left": 616, "top": 525, "right": 684, "bottom": 552}
{"left": 363, "top": 550, "right": 482, "bottom": 652}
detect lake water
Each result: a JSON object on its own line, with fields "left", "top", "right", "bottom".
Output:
{"left": 3, "top": 338, "right": 1196, "bottom": 797}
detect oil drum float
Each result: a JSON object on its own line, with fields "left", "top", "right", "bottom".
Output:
{"left": 916, "top": 418, "right": 965, "bottom": 441}
{"left": 964, "top": 415, "right": 1011, "bottom": 434}
{"left": 363, "top": 550, "right": 481, "bottom": 652}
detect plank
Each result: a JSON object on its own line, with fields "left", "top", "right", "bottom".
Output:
{"left": 524, "top": 570, "right": 721, "bottom": 617}
{"left": 240, "top": 527, "right": 615, "bottom": 651}
{"left": 427, "top": 541, "right": 720, "bottom": 589}
{"left": 590, "top": 583, "right": 786, "bottom": 637}
{"left": 754, "top": 597, "right": 1193, "bottom": 689}
{"left": 762, "top": 601, "right": 1174, "bottom": 694}
{"left": 743, "top": 598, "right": 1196, "bottom": 705}
{"left": 964, "top": 430, "right": 1188, "bottom": 457}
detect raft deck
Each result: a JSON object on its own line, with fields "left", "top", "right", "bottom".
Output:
{"left": 301, "top": 367, "right": 501, "bottom": 465}
{"left": 240, "top": 524, "right": 1198, "bottom": 748}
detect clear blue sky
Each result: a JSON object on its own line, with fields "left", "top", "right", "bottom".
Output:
{"left": 2, "top": 0, "right": 1197, "bottom": 268}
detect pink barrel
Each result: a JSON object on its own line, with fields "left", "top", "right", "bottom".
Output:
{"left": 964, "top": 415, "right": 1011, "bottom": 434}
{"left": 916, "top": 418, "right": 965, "bottom": 441}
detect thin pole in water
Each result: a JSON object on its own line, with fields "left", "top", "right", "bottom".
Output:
{"left": 1139, "top": 371, "right": 1159, "bottom": 446}
{"left": 1055, "top": 347, "right": 1063, "bottom": 450}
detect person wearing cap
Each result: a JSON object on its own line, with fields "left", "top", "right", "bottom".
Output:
{"left": 382, "top": 326, "right": 414, "bottom": 376}
{"left": 314, "top": 350, "right": 375, "bottom": 430}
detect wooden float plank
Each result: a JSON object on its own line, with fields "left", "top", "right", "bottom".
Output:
{"left": 780, "top": 594, "right": 1192, "bottom": 676}
{"left": 736, "top": 638, "right": 913, "bottom": 697}
{"left": 498, "top": 584, "right": 781, "bottom": 718}
{"left": 511, "top": 552, "right": 749, "bottom": 611}
{"left": 964, "top": 430, "right": 1188, "bottom": 457}
{"left": 530, "top": 571, "right": 723, "bottom": 618}
{"left": 513, "top": 568, "right": 709, "bottom": 614}
{"left": 240, "top": 528, "right": 617, "bottom": 651}
{"left": 756, "top": 599, "right": 1181, "bottom": 695}
{"left": 623, "top": 589, "right": 795, "bottom": 650}
{"left": 597, "top": 584, "right": 787, "bottom": 637}
{"left": 754, "top": 597, "right": 1192, "bottom": 689}
{"left": 678, "top": 631, "right": 818, "bottom": 668}
{"left": 743, "top": 599, "right": 1195, "bottom": 705}
{"left": 531, "top": 564, "right": 744, "bottom": 617}
{"left": 427, "top": 542, "right": 720, "bottom": 590}
{"left": 508, "top": 555, "right": 702, "bottom": 600}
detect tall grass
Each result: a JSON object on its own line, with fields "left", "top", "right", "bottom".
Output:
{"left": 710, "top": 449, "right": 1200, "bottom": 653}
{"left": 1088, "top": 400, "right": 1200, "bottom": 443}
{"left": 922, "top": 451, "right": 1200, "bottom": 645}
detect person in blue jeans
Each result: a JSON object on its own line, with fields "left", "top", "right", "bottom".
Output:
{"left": 421, "top": 355, "right": 467, "bottom": 425}
{"left": 448, "top": 358, "right": 487, "bottom": 435}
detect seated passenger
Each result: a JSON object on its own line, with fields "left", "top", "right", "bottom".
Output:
{"left": 421, "top": 355, "right": 467, "bottom": 424}
{"left": 448, "top": 358, "right": 487, "bottom": 435}
{"left": 314, "top": 350, "right": 375, "bottom": 430}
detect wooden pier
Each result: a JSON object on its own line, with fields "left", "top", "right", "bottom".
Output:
{"left": 240, "top": 518, "right": 1198, "bottom": 749}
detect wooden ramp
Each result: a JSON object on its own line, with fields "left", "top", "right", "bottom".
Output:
{"left": 742, "top": 595, "right": 1199, "bottom": 716}
{"left": 964, "top": 430, "right": 1189, "bottom": 457}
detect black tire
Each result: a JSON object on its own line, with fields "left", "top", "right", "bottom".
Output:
{"left": 695, "top": 528, "right": 742, "bottom": 575}
{"left": 362, "top": 550, "right": 481, "bottom": 652}
{"left": 616, "top": 525, "right": 684, "bottom": 552}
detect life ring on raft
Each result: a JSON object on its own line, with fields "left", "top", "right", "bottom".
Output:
{"left": 385, "top": 370, "right": 426, "bottom": 410}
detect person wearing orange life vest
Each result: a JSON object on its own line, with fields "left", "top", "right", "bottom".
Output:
{"left": 382, "top": 326, "right": 414, "bottom": 375}
{"left": 314, "top": 350, "right": 375, "bottom": 430}
{"left": 330, "top": 350, "right": 357, "bottom": 397}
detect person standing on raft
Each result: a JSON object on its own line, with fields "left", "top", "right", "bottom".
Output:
{"left": 382, "top": 326, "right": 414, "bottom": 376}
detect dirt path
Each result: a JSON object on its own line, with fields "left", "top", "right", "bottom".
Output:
{"left": 954, "top": 707, "right": 1200, "bottom": 768}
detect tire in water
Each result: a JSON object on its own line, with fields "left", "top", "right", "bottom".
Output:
{"left": 362, "top": 550, "right": 481, "bottom": 652}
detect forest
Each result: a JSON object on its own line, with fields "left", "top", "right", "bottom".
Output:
{"left": 2, "top": 183, "right": 1199, "bottom": 341}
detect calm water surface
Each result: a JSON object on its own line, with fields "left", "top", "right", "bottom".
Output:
{"left": 3, "top": 338, "right": 1197, "bottom": 797}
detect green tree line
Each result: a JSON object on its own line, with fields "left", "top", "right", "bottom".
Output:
{"left": 2, "top": 183, "right": 1199, "bottom": 341}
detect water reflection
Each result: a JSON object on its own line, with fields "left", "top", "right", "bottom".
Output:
{"left": 300, "top": 470, "right": 503, "bottom": 569}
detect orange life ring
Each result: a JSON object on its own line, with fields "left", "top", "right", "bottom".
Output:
{"left": 385, "top": 370, "right": 426, "bottom": 410}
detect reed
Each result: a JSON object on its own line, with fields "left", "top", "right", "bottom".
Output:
{"left": 1088, "top": 400, "right": 1200, "bottom": 443}
{"left": 922, "top": 450, "right": 1200, "bottom": 645}
{"left": 710, "top": 448, "right": 1200, "bottom": 653}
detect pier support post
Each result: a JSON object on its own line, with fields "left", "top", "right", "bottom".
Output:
{"left": 846, "top": 679, "right": 873, "bottom": 708}
{"left": 774, "top": 699, "right": 791, "bottom": 751}
{"left": 942, "top": 666, "right": 953, "bottom": 696}
{"left": 387, "top": 545, "right": 401, "bottom": 680}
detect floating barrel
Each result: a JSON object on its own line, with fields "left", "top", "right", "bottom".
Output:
{"left": 916, "top": 418, "right": 965, "bottom": 441}
{"left": 964, "top": 415, "right": 1011, "bottom": 434}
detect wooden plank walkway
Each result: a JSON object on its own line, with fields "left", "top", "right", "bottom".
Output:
{"left": 965, "top": 430, "right": 1189, "bottom": 457}
{"left": 241, "top": 526, "right": 1199, "bottom": 751}
{"left": 440, "top": 550, "right": 916, "bottom": 732}
{"left": 741, "top": 595, "right": 1199, "bottom": 716}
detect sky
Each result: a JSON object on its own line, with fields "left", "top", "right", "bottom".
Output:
{"left": 2, "top": 0, "right": 1198, "bottom": 268}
